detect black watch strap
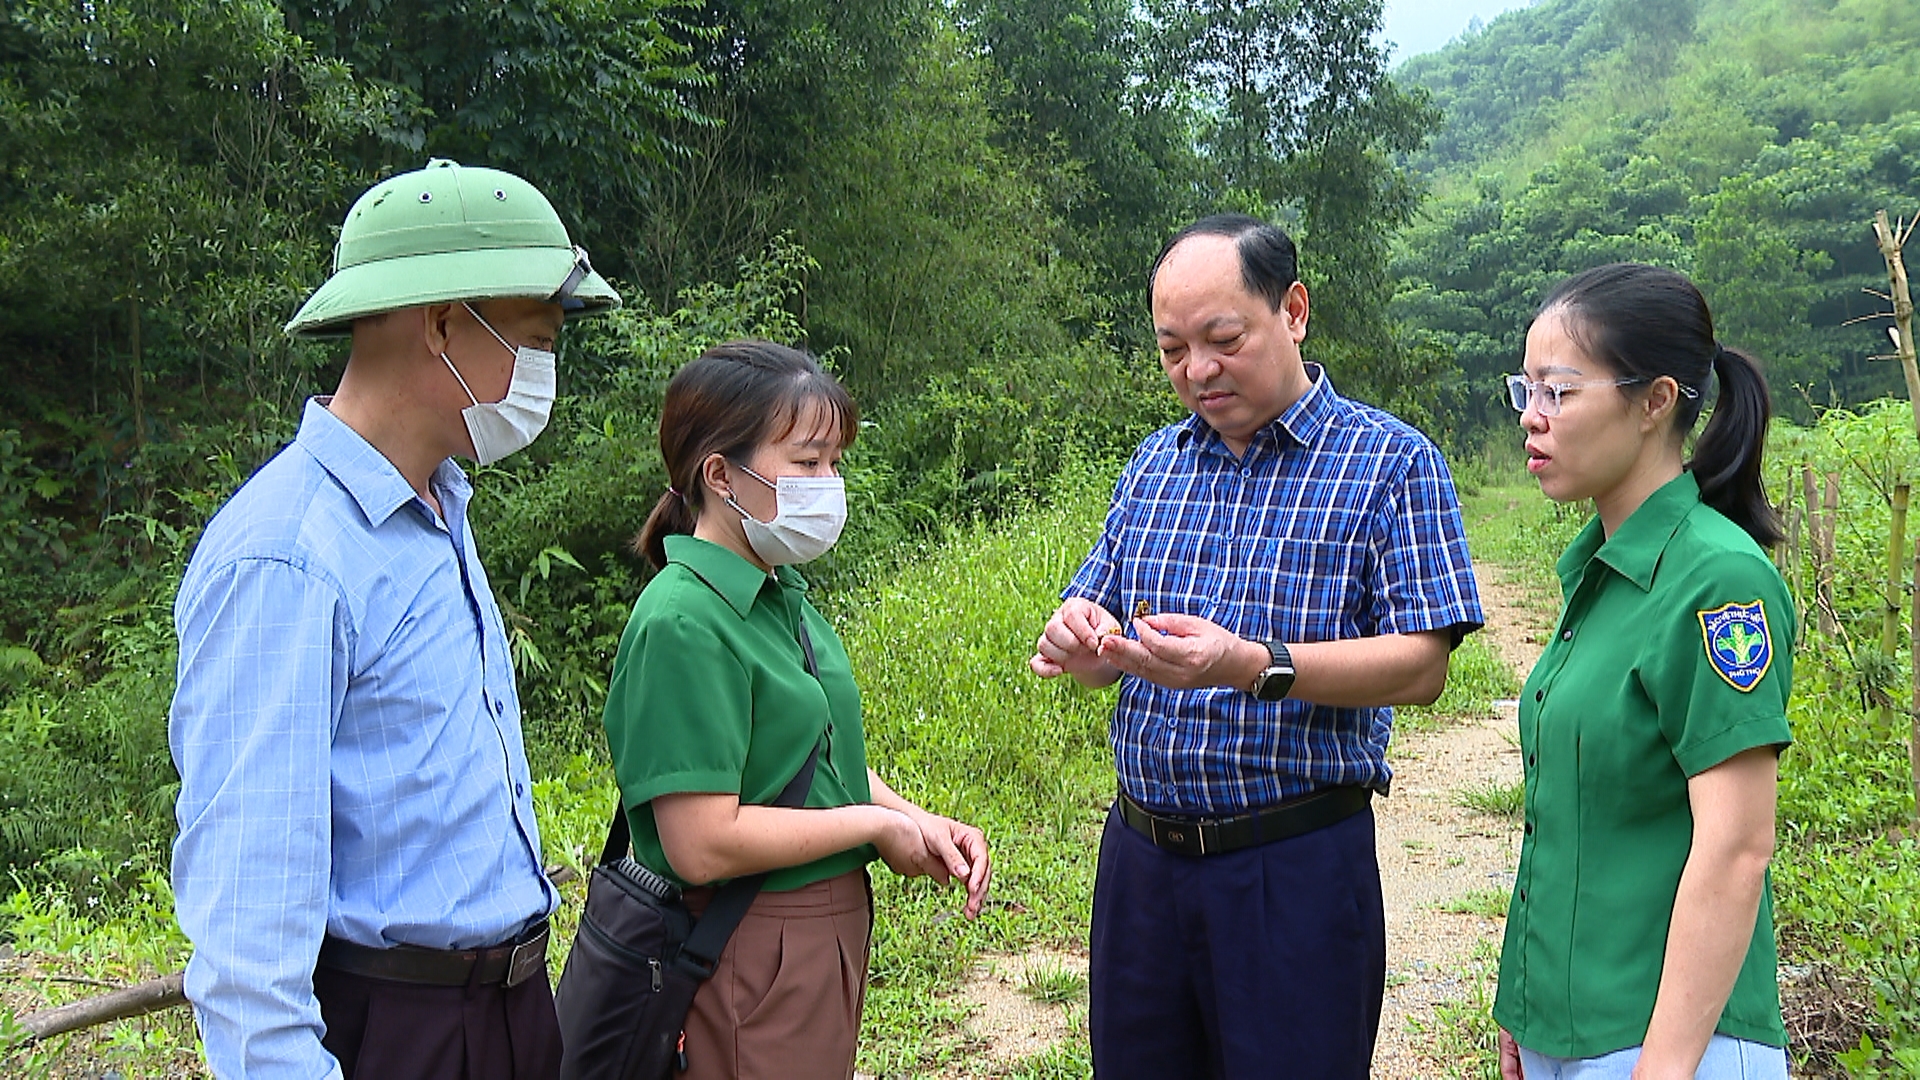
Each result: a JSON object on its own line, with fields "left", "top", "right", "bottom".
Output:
{"left": 1251, "top": 639, "right": 1295, "bottom": 701}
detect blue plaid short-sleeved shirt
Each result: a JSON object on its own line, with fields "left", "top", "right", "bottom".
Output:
{"left": 1066, "top": 365, "right": 1483, "bottom": 815}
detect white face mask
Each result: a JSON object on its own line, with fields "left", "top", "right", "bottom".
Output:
{"left": 442, "top": 302, "right": 556, "bottom": 466}
{"left": 726, "top": 465, "right": 847, "bottom": 566}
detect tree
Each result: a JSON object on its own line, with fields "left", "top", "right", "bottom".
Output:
{"left": 283, "top": 0, "right": 714, "bottom": 286}
{"left": 1144, "top": 0, "right": 1440, "bottom": 410}
{"left": 0, "top": 0, "right": 386, "bottom": 514}
{"left": 1599, "top": 0, "right": 1696, "bottom": 77}
{"left": 961, "top": 0, "right": 1198, "bottom": 326}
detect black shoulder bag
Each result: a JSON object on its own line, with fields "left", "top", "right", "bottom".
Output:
{"left": 555, "top": 620, "right": 825, "bottom": 1080}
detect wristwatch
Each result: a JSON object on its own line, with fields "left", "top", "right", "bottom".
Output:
{"left": 1249, "top": 640, "right": 1295, "bottom": 701}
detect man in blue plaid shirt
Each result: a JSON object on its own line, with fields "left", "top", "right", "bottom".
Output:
{"left": 1031, "top": 215, "right": 1483, "bottom": 1078}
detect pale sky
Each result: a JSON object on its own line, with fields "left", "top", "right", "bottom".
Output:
{"left": 1381, "top": 0, "right": 1538, "bottom": 64}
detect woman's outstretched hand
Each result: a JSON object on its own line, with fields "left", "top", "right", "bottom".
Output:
{"left": 868, "top": 805, "right": 993, "bottom": 919}
{"left": 908, "top": 809, "right": 992, "bottom": 919}
{"left": 864, "top": 770, "right": 994, "bottom": 918}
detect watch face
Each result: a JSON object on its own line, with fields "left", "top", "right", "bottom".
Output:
{"left": 1254, "top": 667, "right": 1293, "bottom": 701}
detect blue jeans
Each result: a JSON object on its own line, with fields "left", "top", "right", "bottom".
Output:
{"left": 1518, "top": 1035, "right": 1788, "bottom": 1079}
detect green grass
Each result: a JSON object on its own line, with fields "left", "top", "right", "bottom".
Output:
{"left": 1454, "top": 780, "right": 1525, "bottom": 819}
{"left": 841, "top": 466, "right": 1117, "bottom": 1075}
{"left": 1019, "top": 961, "right": 1089, "bottom": 1007}
{"left": 1408, "top": 940, "right": 1502, "bottom": 1080}
{"left": 1434, "top": 889, "right": 1511, "bottom": 919}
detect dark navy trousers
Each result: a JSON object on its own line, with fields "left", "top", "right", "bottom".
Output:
{"left": 1089, "top": 801, "right": 1386, "bottom": 1080}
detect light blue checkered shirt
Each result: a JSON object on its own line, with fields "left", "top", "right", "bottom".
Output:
{"left": 1066, "top": 365, "right": 1483, "bottom": 815}
{"left": 170, "top": 399, "right": 555, "bottom": 1079}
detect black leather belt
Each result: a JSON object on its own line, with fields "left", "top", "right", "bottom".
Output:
{"left": 1118, "top": 786, "right": 1372, "bottom": 857}
{"left": 317, "top": 921, "right": 550, "bottom": 988}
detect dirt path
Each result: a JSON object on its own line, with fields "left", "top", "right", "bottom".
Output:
{"left": 938, "top": 557, "right": 1554, "bottom": 1077}
{"left": 1370, "top": 563, "right": 1552, "bottom": 1077}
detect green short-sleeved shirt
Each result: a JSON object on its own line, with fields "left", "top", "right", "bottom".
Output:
{"left": 1493, "top": 472, "right": 1793, "bottom": 1058}
{"left": 601, "top": 535, "right": 874, "bottom": 892}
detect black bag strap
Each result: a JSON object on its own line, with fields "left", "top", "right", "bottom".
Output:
{"left": 595, "top": 605, "right": 830, "bottom": 981}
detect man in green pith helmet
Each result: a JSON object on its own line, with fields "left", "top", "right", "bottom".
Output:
{"left": 168, "top": 159, "right": 620, "bottom": 1080}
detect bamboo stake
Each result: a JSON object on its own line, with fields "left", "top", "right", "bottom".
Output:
{"left": 1884, "top": 484, "right": 1911, "bottom": 732}
{"left": 1870, "top": 210, "right": 1919, "bottom": 822}
{"left": 1871, "top": 211, "right": 1920, "bottom": 443}
{"left": 1787, "top": 501, "right": 1804, "bottom": 611}
{"left": 1819, "top": 472, "right": 1840, "bottom": 638}
{"left": 1797, "top": 463, "right": 1812, "bottom": 630}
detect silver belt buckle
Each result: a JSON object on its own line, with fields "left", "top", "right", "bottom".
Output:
{"left": 505, "top": 930, "right": 548, "bottom": 987}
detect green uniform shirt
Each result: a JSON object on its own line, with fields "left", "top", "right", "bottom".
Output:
{"left": 1493, "top": 472, "right": 1793, "bottom": 1058}
{"left": 602, "top": 534, "right": 875, "bottom": 892}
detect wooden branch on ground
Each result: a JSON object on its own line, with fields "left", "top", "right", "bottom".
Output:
{"left": 15, "top": 972, "right": 185, "bottom": 1042}
{"left": 9, "top": 863, "right": 585, "bottom": 1045}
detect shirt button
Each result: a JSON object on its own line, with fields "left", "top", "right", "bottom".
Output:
{"left": 494, "top": 700, "right": 505, "bottom": 716}
{"left": 1534, "top": 690, "right": 1544, "bottom": 702}
{"left": 1528, "top": 753, "right": 1537, "bottom": 767}
{"left": 1524, "top": 821, "right": 1534, "bottom": 835}
{"left": 1518, "top": 888, "right": 1528, "bottom": 902}
{"left": 1561, "top": 629, "right": 1573, "bottom": 641}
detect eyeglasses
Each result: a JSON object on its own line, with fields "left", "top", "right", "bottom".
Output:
{"left": 1505, "top": 374, "right": 1651, "bottom": 417}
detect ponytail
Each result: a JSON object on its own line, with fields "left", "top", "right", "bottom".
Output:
{"left": 634, "top": 488, "right": 697, "bottom": 571}
{"left": 1536, "top": 264, "right": 1783, "bottom": 550}
{"left": 1690, "top": 345, "right": 1782, "bottom": 548}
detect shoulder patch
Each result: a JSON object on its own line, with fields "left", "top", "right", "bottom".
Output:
{"left": 1698, "top": 600, "right": 1772, "bottom": 692}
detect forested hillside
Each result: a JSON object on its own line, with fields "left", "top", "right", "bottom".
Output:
{"left": 1393, "top": 0, "right": 1920, "bottom": 437}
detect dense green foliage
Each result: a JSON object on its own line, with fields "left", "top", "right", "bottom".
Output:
{"left": 1393, "top": 0, "right": 1920, "bottom": 441}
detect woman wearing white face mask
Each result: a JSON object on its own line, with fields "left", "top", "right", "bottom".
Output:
{"left": 597, "top": 341, "right": 992, "bottom": 1080}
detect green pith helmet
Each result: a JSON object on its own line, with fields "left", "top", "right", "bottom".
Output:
{"left": 285, "top": 159, "right": 621, "bottom": 339}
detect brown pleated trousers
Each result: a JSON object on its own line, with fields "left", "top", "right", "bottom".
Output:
{"left": 680, "top": 868, "right": 873, "bottom": 1080}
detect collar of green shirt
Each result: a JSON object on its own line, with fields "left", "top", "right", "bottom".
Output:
{"left": 663, "top": 533, "right": 809, "bottom": 617}
{"left": 1555, "top": 470, "right": 1702, "bottom": 595}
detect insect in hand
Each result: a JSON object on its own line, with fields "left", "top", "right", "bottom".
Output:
{"left": 1098, "top": 600, "right": 1154, "bottom": 640}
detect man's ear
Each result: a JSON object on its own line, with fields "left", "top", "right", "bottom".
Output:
{"left": 1281, "top": 281, "right": 1310, "bottom": 343}
{"left": 420, "top": 303, "right": 459, "bottom": 357}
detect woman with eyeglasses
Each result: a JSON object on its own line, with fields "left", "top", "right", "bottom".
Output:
{"left": 1493, "top": 264, "right": 1792, "bottom": 1080}
{"left": 597, "top": 341, "right": 991, "bottom": 1079}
